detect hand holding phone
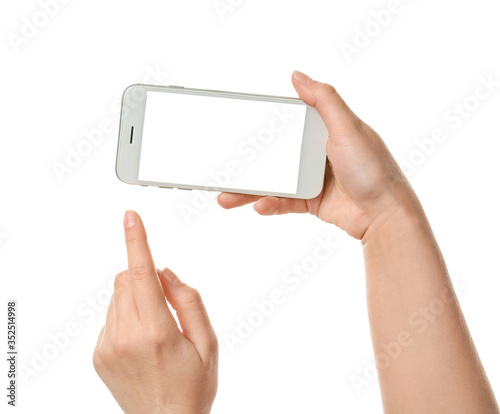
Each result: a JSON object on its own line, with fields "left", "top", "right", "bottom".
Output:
{"left": 219, "top": 71, "right": 409, "bottom": 240}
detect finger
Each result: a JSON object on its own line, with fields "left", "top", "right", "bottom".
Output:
{"left": 291, "top": 70, "right": 361, "bottom": 139}
{"left": 123, "top": 210, "right": 170, "bottom": 320}
{"left": 102, "top": 296, "right": 115, "bottom": 345}
{"left": 253, "top": 196, "right": 309, "bottom": 215}
{"left": 217, "top": 193, "right": 261, "bottom": 209}
{"left": 113, "top": 270, "right": 139, "bottom": 330}
{"left": 159, "top": 267, "right": 217, "bottom": 362}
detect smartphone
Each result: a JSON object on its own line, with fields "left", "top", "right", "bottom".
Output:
{"left": 116, "top": 84, "right": 328, "bottom": 199}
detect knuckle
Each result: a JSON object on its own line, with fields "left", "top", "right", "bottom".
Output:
{"left": 144, "top": 327, "right": 168, "bottom": 348}
{"left": 93, "top": 345, "right": 114, "bottom": 370}
{"left": 176, "top": 287, "right": 206, "bottom": 314}
{"left": 112, "top": 336, "right": 134, "bottom": 359}
{"left": 114, "top": 271, "right": 130, "bottom": 288}
{"left": 92, "top": 348, "right": 103, "bottom": 369}
{"left": 183, "top": 287, "right": 203, "bottom": 305}
{"left": 129, "top": 264, "right": 153, "bottom": 281}
{"left": 124, "top": 230, "right": 141, "bottom": 244}
{"left": 318, "top": 82, "right": 338, "bottom": 98}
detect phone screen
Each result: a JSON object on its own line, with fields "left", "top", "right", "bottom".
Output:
{"left": 138, "top": 90, "right": 307, "bottom": 194}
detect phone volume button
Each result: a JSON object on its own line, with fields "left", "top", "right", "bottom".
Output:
{"left": 168, "top": 85, "right": 184, "bottom": 89}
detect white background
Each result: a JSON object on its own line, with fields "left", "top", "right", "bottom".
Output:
{"left": 1, "top": 0, "right": 499, "bottom": 413}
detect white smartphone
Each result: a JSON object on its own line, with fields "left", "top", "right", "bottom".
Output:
{"left": 116, "top": 84, "right": 328, "bottom": 199}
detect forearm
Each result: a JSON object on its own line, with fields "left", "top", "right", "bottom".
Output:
{"left": 361, "top": 191, "right": 499, "bottom": 413}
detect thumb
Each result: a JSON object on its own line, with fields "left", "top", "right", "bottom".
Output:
{"left": 159, "top": 267, "right": 217, "bottom": 361}
{"left": 291, "top": 70, "right": 362, "bottom": 139}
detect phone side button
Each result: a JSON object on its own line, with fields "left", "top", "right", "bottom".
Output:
{"left": 168, "top": 85, "right": 184, "bottom": 89}
{"left": 177, "top": 188, "right": 191, "bottom": 191}
{"left": 159, "top": 186, "right": 173, "bottom": 189}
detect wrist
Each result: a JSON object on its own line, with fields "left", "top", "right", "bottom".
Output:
{"left": 361, "top": 184, "right": 428, "bottom": 249}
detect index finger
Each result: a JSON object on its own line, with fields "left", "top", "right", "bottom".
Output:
{"left": 123, "top": 210, "right": 169, "bottom": 320}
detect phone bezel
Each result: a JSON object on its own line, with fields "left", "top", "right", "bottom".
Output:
{"left": 116, "top": 84, "right": 328, "bottom": 199}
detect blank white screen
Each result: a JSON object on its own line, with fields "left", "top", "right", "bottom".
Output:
{"left": 138, "top": 91, "right": 306, "bottom": 194}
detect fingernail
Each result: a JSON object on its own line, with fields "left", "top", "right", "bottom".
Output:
{"left": 162, "top": 268, "right": 182, "bottom": 286}
{"left": 124, "top": 210, "right": 137, "bottom": 228}
{"left": 292, "top": 70, "right": 313, "bottom": 84}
